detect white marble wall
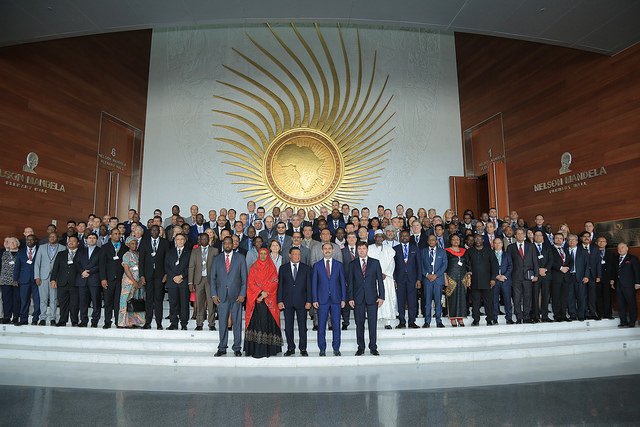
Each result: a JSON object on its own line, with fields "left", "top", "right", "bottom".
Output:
{"left": 141, "top": 24, "right": 463, "bottom": 217}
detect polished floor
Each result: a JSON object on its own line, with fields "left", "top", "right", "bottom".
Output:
{"left": 1, "top": 375, "right": 639, "bottom": 426}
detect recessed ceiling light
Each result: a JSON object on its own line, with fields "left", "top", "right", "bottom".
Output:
{"left": 538, "top": 7, "right": 546, "bottom": 13}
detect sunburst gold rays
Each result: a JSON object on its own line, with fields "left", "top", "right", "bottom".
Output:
{"left": 213, "top": 23, "right": 395, "bottom": 211}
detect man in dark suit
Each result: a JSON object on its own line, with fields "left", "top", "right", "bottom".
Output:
{"left": 211, "top": 236, "right": 247, "bottom": 357}
{"left": 410, "top": 220, "right": 428, "bottom": 250}
{"left": 75, "top": 233, "right": 101, "bottom": 327}
{"left": 506, "top": 228, "right": 539, "bottom": 323}
{"left": 99, "top": 228, "right": 128, "bottom": 329}
{"left": 492, "top": 237, "right": 513, "bottom": 324}
{"left": 164, "top": 233, "right": 191, "bottom": 330}
{"left": 339, "top": 232, "right": 359, "bottom": 330}
{"left": 533, "top": 230, "right": 555, "bottom": 322}
{"left": 420, "top": 235, "right": 448, "bottom": 328}
{"left": 550, "top": 233, "right": 573, "bottom": 321}
{"left": 272, "top": 222, "right": 292, "bottom": 250}
{"left": 593, "top": 236, "right": 614, "bottom": 319}
{"left": 348, "top": 241, "right": 385, "bottom": 355}
{"left": 50, "top": 236, "right": 80, "bottom": 326}
{"left": 613, "top": 242, "right": 640, "bottom": 328}
{"left": 576, "top": 231, "right": 599, "bottom": 320}
{"left": 327, "top": 209, "right": 346, "bottom": 236}
{"left": 312, "top": 243, "right": 347, "bottom": 356}
{"left": 12, "top": 234, "right": 40, "bottom": 325}
{"left": 465, "top": 234, "right": 498, "bottom": 326}
{"left": 393, "top": 230, "right": 422, "bottom": 328}
{"left": 139, "top": 225, "right": 170, "bottom": 329}
{"left": 188, "top": 213, "right": 210, "bottom": 243}
{"left": 278, "top": 247, "right": 312, "bottom": 356}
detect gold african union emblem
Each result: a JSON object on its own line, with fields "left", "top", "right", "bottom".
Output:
{"left": 213, "top": 23, "right": 395, "bottom": 210}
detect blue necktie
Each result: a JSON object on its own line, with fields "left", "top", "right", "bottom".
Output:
{"left": 403, "top": 244, "right": 408, "bottom": 259}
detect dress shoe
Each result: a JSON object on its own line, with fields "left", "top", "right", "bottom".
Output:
{"left": 436, "top": 323, "right": 445, "bottom": 328}
{"left": 50, "top": 320, "right": 57, "bottom": 326}
{"left": 103, "top": 323, "right": 111, "bottom": 329}
{"left": 167, "top": 325, "right": 178, "bottom": 330}
{"left": 458, "top": 322, "right": 465, "bottom": 327}
{"left": 333, "top": 350, "right": 341, "bottom": 356}
{"left": 408, "top": 322, "right": 419, "bottom": 329}
{"left": 284, "top": 350, "right": 295, "bottom": 357}
{"left": 31, "top": 320, "right": 38, "bottom": 326}
{"left": 516, "top": 320, "right": 523, "bottom": 324}
{"left": 16, "top": 321, "right": 27, "bottom": 326}
{"left": 72, "top": 323, "right": 79, "bottom": 327}
{"left": 300, "top": 350, "right": 308, "bottom": 357}
{"left": 78, "top": 323, "right": 87, "bottom": 328}
{"left": 319, "top": 351, "right": 326, "bottom": 356}
{"left": 565, "top": 317, "right": 573, "bottom": 322}
{"left": 181, "top": 326, "right": 188, "bottom": 331}
{"left": 56, "top": 322, "right": 66, "bottom": 327}
{"left": 370, "top": 350, "right": 380, "bottom": 356}
{"left": 195, "top": 325, "right": 203, "bottom": 331}
{"left": 228, "top": 326, "right": 232, "bottom": 331}
{"left": 91, "top": 323, "right": 98, "bottom": 328}
{"left": 234, "top": 351, "right": 242, "bottom": 357}
{"left": 384, "top": 325, "right": 392, "bottom": 329}
{"left": 0, "top": 319, "right": 7, "bottom": 324}
{"left": 209, "top": 325, "right": 216, "bottom": 331}
{"left": 525, "top": 319, "right": 534, "bottom": 324}
{"left": 142, "top": 324, "right": 151, "bottom": 330}
{"left": 165, "top": 315, "right": 170, "bottom": 319}
{"left": 312, "top": 326, "right": 318, "bottom": 331}
{"left": 471, "top": 321, "right": 479, "bottom": 326}
{"left": 38, "top": 320, "right": 46, "bottom": 326}
{"left": 618, "top": 323, "right": 628, "bottom": 328}
{"left": 157, "top": 325, "right": 164, "bottom": 330}
{"left": 626, "top": 324, "right": 635, "bottom": 328}
{"left": 214, "top": 350, "right": 226, "bottom": 357}
{"left": 541, "top": 318, "right": 552, "bottom": 323}
{"left": 422, "top": 323, "right": 430, "bottom": 328}
{"left": 594, "top": 317, "right": 601, "bottom": 321}
{"left": 355, "top": 349, "right": 364, "bottom": 356}
{"left": 578, "top": 318, "right": 585, "bottom": 322}
{"left": 396, "top": 323, "right": 406, "bottom": 329}
{"left": 341, "top": 325, "right": 348, "bottom": 330}
{"left": 533, "top": 319, "right": 540, "bottom": 324}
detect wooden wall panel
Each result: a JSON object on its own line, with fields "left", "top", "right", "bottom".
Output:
{"left": 0, "top": 30, "right": 151, "bottom": 239}
{"left": 455, "top": 33, "right": 640, "bottom": 239}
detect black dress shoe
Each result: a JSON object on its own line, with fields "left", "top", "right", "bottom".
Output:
{"left": 165, "top": 315, "right": 170, "bottom": 319}
{"left": 284, "top": 350, "right": 295, "bottom": 357}
{"left": 37, "top": 320, "right": 46, "bottom": 326}
{"left": 300, "top": 350, "right": 308, "bottom": 357}
{"left": 436, "top": 323, "right": 445, "bottom": 328}
{"left": 167, "top": 325, "right": 178, "bottom": 330}
{"left": 214, "top": 350, "right": 226, "bottom": 357}
{"left": 626, "top": 324, "right": 635, "bottom": 328}
{"left": 72, "top": 323, "right": 79, "bottom": 327}
{"left": 78, "top": 323, "right": 87, "bottom": 328}
{"left": 157, "top": 325, "right": 164, "bottom": 330}
{"left": 471, "top": 321, "right": 479, "bottom": 326}
{"left": 56, "top": 322, "right": 66, "bottom": 327}
{"left": 328, "top": 326, "right": 332, "bottom": 331}
{"left": 209, "top": 325, "right": 216, "bottom": 331}
{"left": 422, "top": 323, "right": 430, "bottom": 328}
{"left": 355, "top": 349, "right": 364, "bottom": 356}
{"left": 91, "top": 323, "right": 98, "bottom": 328}
{"left": 341, "top": 325, "right": 348, "bottom": 330}
{"left": 408, "top": 322, "right": 419, "bottom": 329}
{"left": 16, "top": 321, "right": 27, "bottom": 326}
{"left": 312, "top": 326, "right": 318, "bottom": 331}
{"left": 31, "top": 320, "right": 38, "bottom": 326}
{"left": 333, "top": 350, "right": 341, "bottom": 356}
{"left": 142, "top": 324, "right": 151, "bottom": 330}
{"left": 384, "top": 325, "right": 392, "bottom": 330}
{"left": 516, "top": 320, "right": 523, "bottom": 324}
{"left": 195, "top": 325, "right": 203, "bottom": 331}
{"left": 50, "top": 320, "right": 57, "bottom": 326}
{"left": 234, "top": 351, "right": 242, "bottom": 357}
{"left": 370, "top": 350, "right": 380, "bottom": 356}
{"left": 181, "top": 326, "right": 188, "bottom": 330}
{"left": 618, "top": 323, "right": 628, "bottom": 328}
{"left": 319, "top": 351, "right": 326, "bottom": 357}
{"left": 396, "top": 323, "right": 406, "bottom": 329}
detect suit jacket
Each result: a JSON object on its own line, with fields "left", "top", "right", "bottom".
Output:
{"left": 464, "top": 246, "right": 498, "bottom": 290}
{"left": 613, "top": 254, "right": 640, "bottom": 287}
{"left": 507, "top": 241, "right": 539, "bottom": 281}
{"left": 575, "top": 245, "right": 598, "bottom": 282}
{"left": 393, "top": 242, "right": 423, "bottom": 285}
{"left": 594, "top": 249, "right": 615, "bottom": 284}
{"left": 277, "top": 261, "right": 312, "bottom": 309}
{"left": 75, "top": 246, "right": 102, "bottom": 287}
{"left": 34, "top": 243, "right": 65, "bottom": 281}
{"left": 285, "top": 226, "right": 304, "bottom": 237}
{"left": 310, "top": 242, "right": 343, "bottom": 265}
{"left": 138, "top": 236, "right": 171, "bottom": 281}
{"left": 327, "top": 218, "right": 346, "bottom": 235}
{"left": 164, "top": 247, "right": 191, "bottom": 287}
{"left": 188, "top": 223, "right": 210, "bottom": 243}
{"left": 494, "top": 250, "right": 513, "bottom": 286}
{"left": 258, "top": 228, "right": 277, "bottom": 246}
{"left": 210, "top": 251, "right": 247, "bottom": 303}
{"left": 282, "top": 244, "right": 310, "bottom": 265}
{"left": 419, "top": 246, "right": 448, "bottom": 287}
{"left": 99, "top": 241, "right": 129, "bottom": 282}
{"left": 550, "top": 246, "right": 574, "bottom": 283}
{"left": 411, "top": 233, "right": 428, "bottom": 250}
{"left": 341, "top": 246, "right": 358, "bottom": 283}
{"left": 348, "top": 257, "right": 384, "bottom": 305}
{"left": 50, "top": 249, "right": 79, "bottom": 287}
{"left": 13, "top": 246, "right": 38, "bottom": 284}
{"left": 312, "top": 258, "right": 346, "bottom": 305}
{"left": 271, "top": 234, "right": 292, "bottom": 250}
{"left": 533, "top": 242, "right": 555, "bottom": 279}
{"left": 188, "top": 245, "right": 218, "bottom": 284}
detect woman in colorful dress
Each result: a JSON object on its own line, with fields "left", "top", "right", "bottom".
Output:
{"left": 118, "top": 236, "right": 145, "bottom": 328}
{"left": 243, "top": 248, "right": 282, "bottom": 358}
{"left": 0, "top": 237, "right": 20, "bottom": 324}
{"left": 445, "top": 234, "right": 470, "bottom": 327}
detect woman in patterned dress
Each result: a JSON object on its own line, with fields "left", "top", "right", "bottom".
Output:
{"left": 118, "top": 236, "right": 145, "bottom": 328}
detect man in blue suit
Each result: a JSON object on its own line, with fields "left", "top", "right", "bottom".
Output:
{"left": 393, "top": 230, "right": 422, "bottom": 328}
{"left": 348, "top": 241, "right": 385, "bottom": 355}
{"left": 211, "top": 236, "right": 247, "bottom": 357}
{"left": 188, "top": 213, "right": 210, "bottom": 244}
{"left": 326, "top": 209, "right": 346, "bottom": 236}
{"left": 420, "top": 235, "right": 448, "bottom": 328}
{"left": 312, "top": 242, "right": 347, "bottom": 356}
{"left": 492, "top": 237, "right": 514, "bottom": 324}
{"left": 277, "top": 247, "right": 312, "bottom": 356}
{"left": 13, "top": 234, "right": 40, "bottom": 325}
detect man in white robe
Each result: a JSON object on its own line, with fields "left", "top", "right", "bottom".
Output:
{"left": 368, "top": 229, "right": 397, "bottom": 329}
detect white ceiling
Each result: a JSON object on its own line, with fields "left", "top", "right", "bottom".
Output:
{"left": 1, "top": 0, "right": 639, "bottom": 55}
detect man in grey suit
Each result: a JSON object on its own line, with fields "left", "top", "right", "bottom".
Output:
{"left": 33, "top": 232, "right": 65, "bottom": 325}
{"left": 211, "top": 236, "right": 247, "bottom": 357}
{"left": 188, "top": 233, "right": 218, "bottom": 331}
{"left": 272, "top": 222, "right": 292, "bottom": 249}
{"left": 282, "top": 231, "right": 310, "bottom": 265}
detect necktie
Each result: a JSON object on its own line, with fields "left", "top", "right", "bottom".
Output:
{"left": 619, "top": 256, "right": 624, "bottom": 266}
{"left": 430, "top": 249, "right": 435, "bottom": 273}
{"left": 415, "top": 235, "right": 419, "bottom": 245}
{"left": 361, "top": 259, "right": 367, "bottom": 275}
{"left": 28, "top": 248, "right": 33, "bottom": 261}
{"left": 600, "top": 250, "right": 605, "bottom": 260}
{"left": 325, "top": 259, "right": 331, "bottom": 278}
{"left": 153, "top": 239, "right": 158, "bottom": 252}
{"left": 279, "top": 236, "right": 284, "bottom": 245}
{"left": 334, "top": 220, "right": 338, "bottom": 228}
{"left": 489, "top": 234, "right": 494, "bottom": 248}
{"left": 537, "top": 244, "right": 542, "bottom": 253}
{"left": 518, "top": 244, "right": 524, "bottom": 259}
{"left": 178, "top": 248, "right": 182, "bottom": 258}
{"left": 350, "top": 248, "right": 355, "bottom": 260}
{"left": 68, "top": 250, "right": 75, "bottom": 262}
{"left": 293, "top": 263, "right": 298, "bottom": 280}
{"left": 403, "top": 244, "right": 408, "bottom": 260}
{"left": 558, "top": 247, "right": 565, "bottom": 264}
{"left": 438, "top": 237, "right": 443, "bottom": 249}
{"left": 225, "top": 254, "right": 230, "bottom": 272}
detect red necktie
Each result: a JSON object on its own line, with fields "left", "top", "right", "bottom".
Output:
{"left": 558, "top": 248, "right": 565, "bottom": 264}
{"left": 518, "top": 244, "right": 524, "bottom": 259}
{"left": 361, "top": 259, "right": 367, "bottom": 275}
{"left": 325, "top": 259, "right": 331, "bottom": 278}
{"left": 225, "top": 254, "right": 230, "bottom": 273}
{"left": 28, "top": 248, "right": 33, "bottom": 261}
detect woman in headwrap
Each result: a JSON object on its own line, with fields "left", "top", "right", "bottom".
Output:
{"left": 243, "top": 248, "right": 282, "bottom": 358}
{"left": 118, "top": 236, "right": 145, "bottom": 328}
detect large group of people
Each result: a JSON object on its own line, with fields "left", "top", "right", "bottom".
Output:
{"left": 1, "top": 201, "right": 639, "bottom": 358}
